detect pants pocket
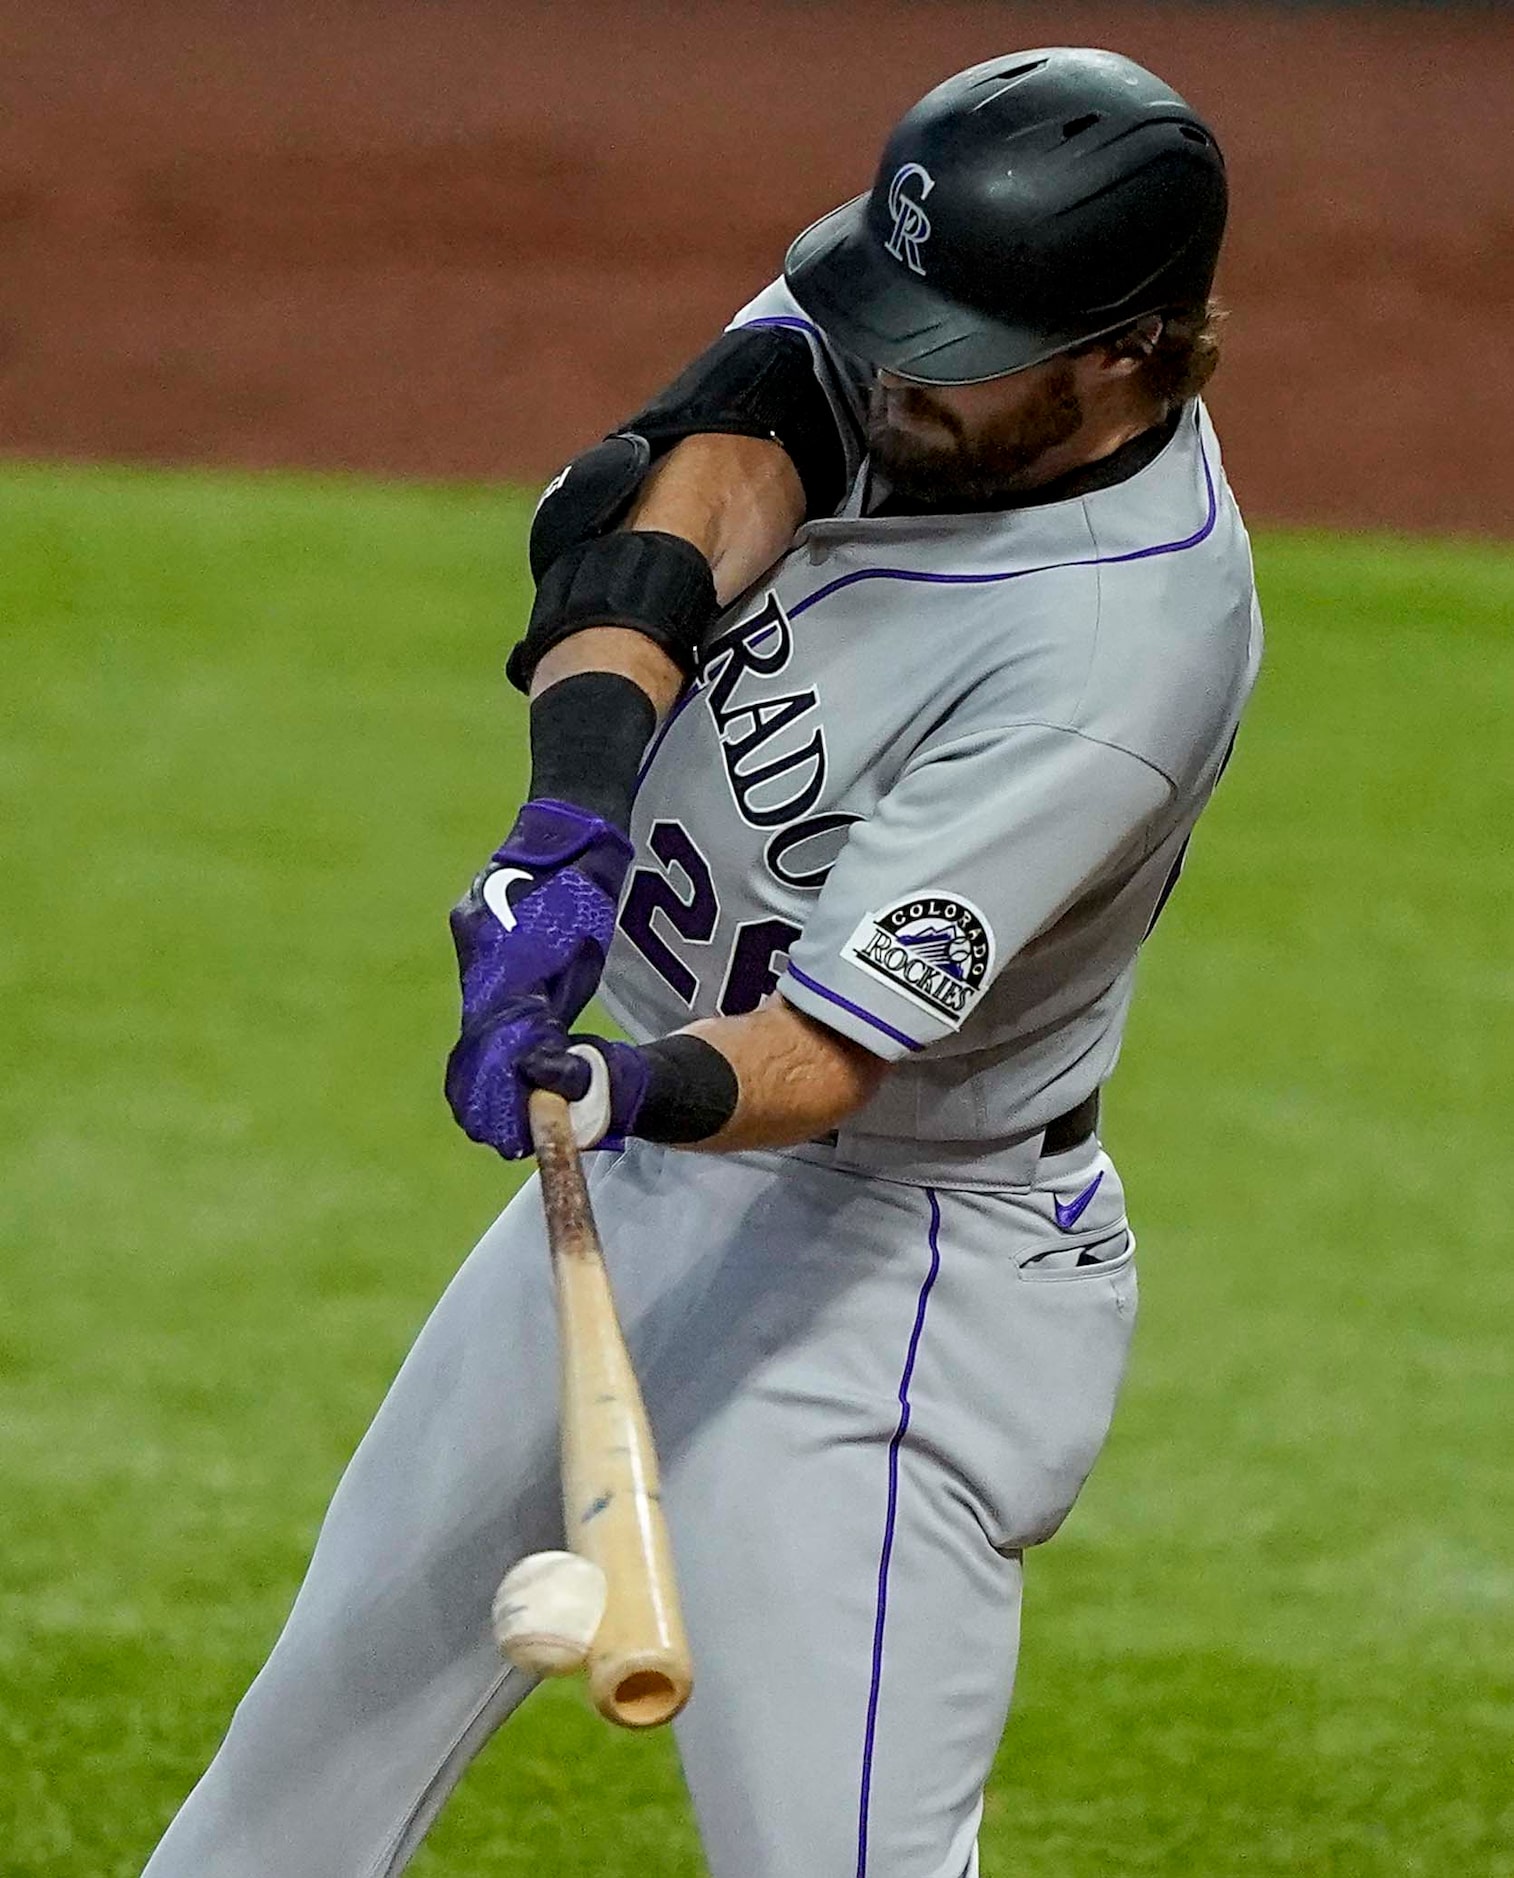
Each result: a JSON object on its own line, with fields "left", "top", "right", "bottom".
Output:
{"left": 1015, "top": 1224, "right": 1135, "bottom": 1282}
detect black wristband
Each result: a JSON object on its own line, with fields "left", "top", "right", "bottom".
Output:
{"left": 634, "top": 1034, "right": 740, "bottom": 1145}
{"left": 506, "top": 529, "right": 718, "bottom": 694}
{"left": 527, "top": 672, "right": 657, "bottom": 832}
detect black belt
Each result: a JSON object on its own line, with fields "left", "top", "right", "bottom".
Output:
{"left": 809, "top": 1091, "right": 1099, "bottom": 1155}
{"left": 1040, "top": 1090, "right": 1100, "bottom": 1156}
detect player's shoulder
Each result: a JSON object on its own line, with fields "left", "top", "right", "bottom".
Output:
{"left": 826, "top": 401, "right": 1257, "bottom": 786}
{"left": 1059, "top": 402, "right": 1260, "bottom": 777}
{"left": 986, "top": 402, "right": 1253, "bottom": 666}
{"left": 798, "top": 402, "right": 1252, "bottom": 685}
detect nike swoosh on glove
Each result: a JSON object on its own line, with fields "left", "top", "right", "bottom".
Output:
{"left": 449, "top": 800, "right": 634, "bottom": 1039}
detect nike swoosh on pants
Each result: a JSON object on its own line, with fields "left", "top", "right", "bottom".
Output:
{"left": 1053, "top": 1171, "right": 1104, "bottom": 1232}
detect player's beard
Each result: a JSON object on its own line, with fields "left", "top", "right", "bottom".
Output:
{"left": 866, "top": 363, "right": 1085, "bottom": 510}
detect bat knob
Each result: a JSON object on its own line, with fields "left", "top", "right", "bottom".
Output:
{"left": 588, "top": 1647, "right": 693, "bottom": 1730}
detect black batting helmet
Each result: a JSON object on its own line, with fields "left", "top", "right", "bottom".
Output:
{"left": 785, "top": 48, "right": 1227, "bottom": 384}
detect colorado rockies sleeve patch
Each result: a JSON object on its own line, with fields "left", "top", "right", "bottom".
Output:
{"left": 842, "top": 893, "right": 995, "bottom": 1027}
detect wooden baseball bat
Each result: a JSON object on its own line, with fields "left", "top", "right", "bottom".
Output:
{"left": 527, "top": 1088, "right": 694, "bottom": 1729}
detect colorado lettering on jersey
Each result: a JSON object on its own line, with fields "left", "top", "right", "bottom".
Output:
{"left": 844, "top": 893, "right": 995, "bottom": 1027}
{"left": 699, "top": 592, "right": 858, "bottom": 888}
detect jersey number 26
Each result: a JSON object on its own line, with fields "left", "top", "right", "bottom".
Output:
{"left": 620, "top": 820, "right": 801, "bottom": 1017}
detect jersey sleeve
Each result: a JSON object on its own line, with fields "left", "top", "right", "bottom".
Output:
{"left": 778, "top": 723, "right": 1173, "bottom": 1059}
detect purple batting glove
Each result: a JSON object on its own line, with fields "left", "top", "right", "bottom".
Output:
{"left": 449, "top": 799, "right": 634, "bottom": 1036}
{"left": 444, "top": 995, "right": 593, "bottom": 1160}
{"left": 520, "top": 1035, "right": 650, "bottom": 1150}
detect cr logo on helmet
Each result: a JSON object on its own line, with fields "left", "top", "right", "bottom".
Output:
{"left": 884, "top": 162, "right": 935, "bottom": 276}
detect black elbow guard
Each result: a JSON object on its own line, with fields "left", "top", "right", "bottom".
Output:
{"left": 528, "top": 432, "right": 652, "bottom": 583}
{"left": 513, "top": 324, "right": 847, "bottom": 692}
{"left": 506, "top": 528, "right": 718, "bottom": 693}
{"left": 526, "top": 326, "right": 849, "bottom": 585}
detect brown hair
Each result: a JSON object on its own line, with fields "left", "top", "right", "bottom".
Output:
{"left": 1114, "top": 298, "right": 1227, "bottom": 406}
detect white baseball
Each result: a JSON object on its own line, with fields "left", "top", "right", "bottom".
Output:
{"left": 491, "top": 1550, "right": 608, "bottom": 1676}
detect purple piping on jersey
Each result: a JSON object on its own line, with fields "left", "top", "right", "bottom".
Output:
{"left": 736, "top": 314, "right": 826, "bottom": 343}
{"left": 633, "top": 681, "right": 701, "bottom": 792}
{"left": 785, "top": 963, "right": 924, "bottom": 1054}
{"left": 856, "top": 1187, "right": 944, "bottom": 1878}
{"left": 790, "top": 412, "right": 1218, "bottom": 622}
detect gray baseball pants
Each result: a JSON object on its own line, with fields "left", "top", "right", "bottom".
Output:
{"left": 140, "top": 1133, "right": 1136, "bottom": 1877}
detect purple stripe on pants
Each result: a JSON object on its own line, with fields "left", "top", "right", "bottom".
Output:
{"left": 856, "top": 1187, "right": 943, "bottom": 1878}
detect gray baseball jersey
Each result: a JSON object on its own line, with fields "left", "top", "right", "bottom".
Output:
{"left": 602, "top": 281, "right": 1262, "bottom": 1182}
{"left": 139, "top": 281, "right": 1261, "bottom": 1878}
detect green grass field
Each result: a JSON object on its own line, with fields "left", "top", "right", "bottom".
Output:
{"left": 3, "top": 462, "right": 1510, "bottom": 1875}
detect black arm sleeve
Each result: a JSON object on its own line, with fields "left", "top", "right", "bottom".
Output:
{"left": 526, "top": 671, "right": 657, "bottom": 831}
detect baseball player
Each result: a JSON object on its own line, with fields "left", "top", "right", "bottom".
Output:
{"left": 141, "top": 48, "right": 1259, "bottom": 1878}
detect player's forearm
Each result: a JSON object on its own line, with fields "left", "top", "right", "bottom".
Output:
{"left": 673, "top": 997, "right": 886, "bottom": 1153}
{"left": 549, "top": 997, "right": 886, "bottom": 1156}
{"left": 625, "top": 432, "right": 806, "bottom": 609}
{"left": 530, "top": 433, "right": 805, "bottom": 708}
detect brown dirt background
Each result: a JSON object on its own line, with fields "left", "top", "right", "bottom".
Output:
{"left": 0, "top": 1, "right": 1509, "bottom": 535}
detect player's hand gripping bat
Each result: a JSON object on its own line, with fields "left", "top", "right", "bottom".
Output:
{"left": 490, "top": 1089, "right": 693, "bottom": 1729}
